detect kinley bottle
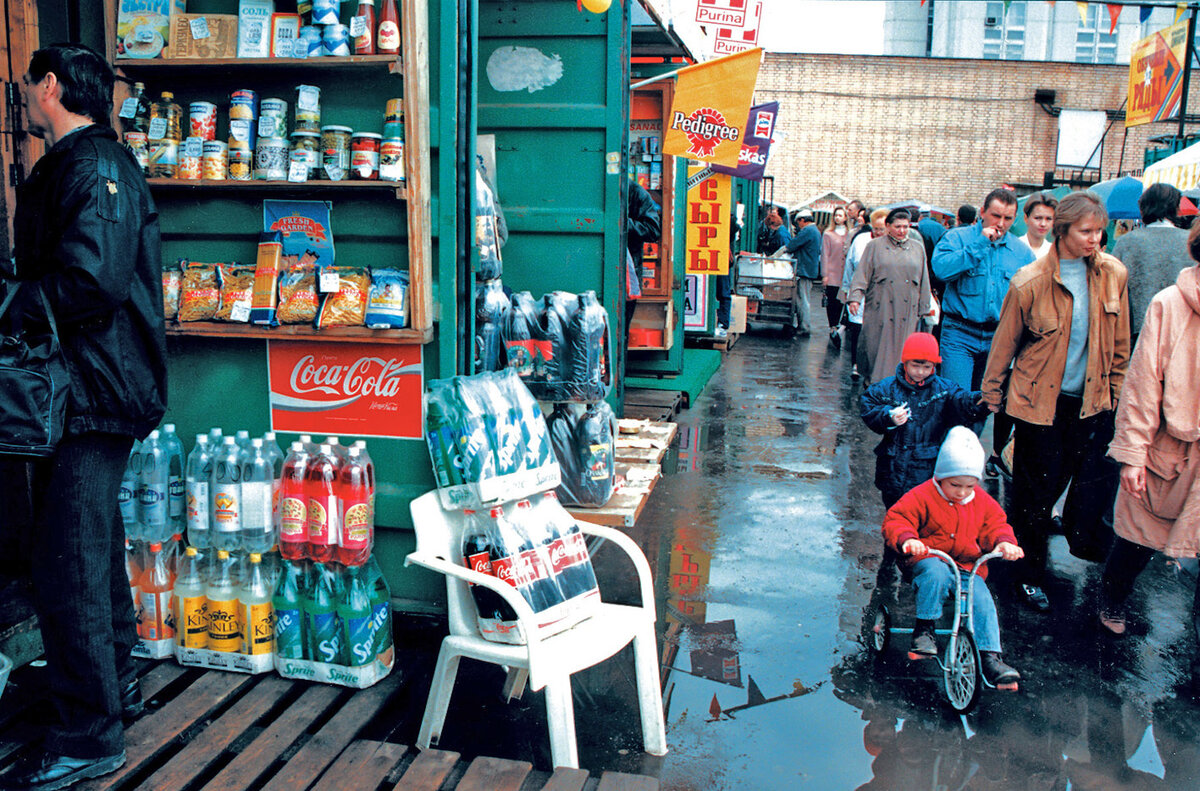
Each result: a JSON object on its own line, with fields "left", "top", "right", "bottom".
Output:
{"left": 174, "top": 546, "right": 208, "bottom": 649}
{"left": 207, "top": 549, "right": 242, "bottom": 653}
{"left": 239, "top": 553, "right": 274, "bottom": 656}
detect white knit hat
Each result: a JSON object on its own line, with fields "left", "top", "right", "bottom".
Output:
{"left": 934, "top": 426, "right": 985, "bottom": 481}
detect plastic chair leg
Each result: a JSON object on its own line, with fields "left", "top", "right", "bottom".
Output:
{"left": 417, "top": 644, "right": 462, "bottom": 750}
{"left": 632, "top": 622, "right": 668, "bottom": 756}
{"left": 502, "top": 666, "right": 528, "bottom": 702}
{"left": 543, "top": 674, "right": 579, "bottom": 769}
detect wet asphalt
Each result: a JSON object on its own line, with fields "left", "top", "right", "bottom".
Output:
{"left": 397, "top": 299, "right": 1200, "bottom": 789}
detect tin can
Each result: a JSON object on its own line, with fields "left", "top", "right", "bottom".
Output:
{"left": 298, "top": 26, "right": 323, "bottom": 58}
{"left": 312, "top": 0, "right": 342, "bottom": 25}
{"left": 259, "top": 98, "right": 289, "bottom": 140}
{"left": 202, "top": 140, "right": 228, "bottom": 180}
{"left": 229, "top": 149, "right": 253, "bottom": 181}
{"left": 289, "top": 131, "right": 321, "bottom": 179}
{"left": 384, "top": 99, "right": 404, "bottom": 124}
{"left": 149, "top": 139, "right": 178, "bottom": 178}
{"left": 323, "top": 24, "right": 350, "bottom": 57}
{"left": 350, "top": 132, "right": 381, "bottom": 180}
{"left": 383, "top": 120, "right": 404, "bottom": 139}
{"left": 229, "top": 90, "right": 259, "bottom": 122}
{"left": 255, "top": 137, "right": 289, "bottom": 180}
{"left": 188, "top": 101, "right": 217, "bottom": 141}
{"left": 124, "top": 132, "right": 149, "bottom": 174}
{"left": 179, "top": 151, "right": 203, "bottom": 180}
{"left": 320, "top": 125, "right": 352, "bottom": 180}
{"left": 379, "top": 137, "right": 405, "bottom": 182}
{"left": 295, "top": 85, "right": 321, "bottom": 132}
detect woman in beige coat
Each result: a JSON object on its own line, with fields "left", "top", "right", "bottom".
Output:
{"left": 1099, "top": 221, "right": 1200, "bottom": 646}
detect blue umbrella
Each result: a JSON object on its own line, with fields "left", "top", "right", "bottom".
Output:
{"left": 1088, "top": 176, "right": 1144, "bottom": 220}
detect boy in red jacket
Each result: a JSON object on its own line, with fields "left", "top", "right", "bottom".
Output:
{"left": 882, "top": 426, "right": 1025, "bottom": 687}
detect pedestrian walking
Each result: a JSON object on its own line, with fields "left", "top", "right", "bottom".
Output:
{"left": 841, "top": 208, "right": 886, "bottom": 381}
{"left": 1018, "top": 192, "right": 1057, "bottom": 258}
{"left": 784, "top": 208, "right": 821, "bottom": 337}
{"left": 1111, "top": 183, "right": 1191, "bottom": 348}
{"left": 822, "top": 206, "right": 850, "bottom": 347}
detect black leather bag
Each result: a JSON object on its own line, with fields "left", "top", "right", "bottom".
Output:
{"left": 0, "top": 282, "right": 70, "bottom": 456}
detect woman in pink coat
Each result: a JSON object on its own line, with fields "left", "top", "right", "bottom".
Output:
{"left": 1099, "top": 221, "right": 1200, "bottom": 660}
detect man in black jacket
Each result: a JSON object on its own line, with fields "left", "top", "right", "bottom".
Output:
{"left": 0, "top": 44, "right": 166, "bottom": 791}
{"left": 625, "top": 181, "right": 661, "bottom": 336}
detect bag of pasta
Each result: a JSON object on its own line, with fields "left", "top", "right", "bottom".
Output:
{"left": 162, "top": 265, "right": 181, "bottom": 321}
{"left": 215, "top": 263, "right": 255, "bottom": 322}
{"left": 277, "top": 254, "right": 320, "bottom": 325}
{"left": 316, "top": 266, "right": 370, "bottom": 328}
{"left": 178, "top": 261, "right": 220, "bottom": 322}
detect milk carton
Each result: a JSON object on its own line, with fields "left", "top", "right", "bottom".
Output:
{"left": 238, "top": 0, "right": 275, "bottom": 58}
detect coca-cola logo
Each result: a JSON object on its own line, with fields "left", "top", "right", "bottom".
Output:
{"left": 274, "top": 354, "right": 419, "bottom": 410}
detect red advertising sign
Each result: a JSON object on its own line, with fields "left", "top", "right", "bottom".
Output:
{"left": 695, "top": 0, "right": 747, "bottom": 27}
{"left": 714, "top": 0, "right": 762, "bottom": 56}
{"left": 268, "top": 341, "right": 424, "bottom": 438}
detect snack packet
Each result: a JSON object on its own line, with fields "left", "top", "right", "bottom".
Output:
{"left": 316, "top": 266, "right": 369, "bottom": 328}
{"left": 277, "top": 255, "right": 320, "bottom": 324}
{"left": 162, "top": 266, "right": 181, "bottom": 321}
{"left": 215, "top": 263, "right": 254, "bottom": 322}
{"left": 365, "top": 268, "right": 408, "bottom": 329}
{"left": 178, "top": 261, "right": 220, "bottom": 321}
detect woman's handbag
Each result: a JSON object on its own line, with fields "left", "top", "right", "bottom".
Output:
{"left": 0, "top": 282, "right": 70, "bottom": 456}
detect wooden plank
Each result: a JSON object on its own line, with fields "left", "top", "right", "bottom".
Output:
{"left": 613, "top": 445, "right": 666, "bottom": 465}
{"left": 138, "top": 662, "right": 189, "bottom": 701}
{"left": 455, "top": 756, "right": 531, "bottom": 791}
{"left": 391, "top": 748, "right": 460, "bottom": 791}
{"left": 132, "top": 676, "right": 293, "bottom": 791}
{"left": 310, "top": 740, "right": 408, "bottom": 791}
{"left": 567, "top": 489, "right": 649, "bottom": 528}
{"left": 597, "top": 772, "right": 660, "bottom": 791}
{"left": 76, "top": 670, "right": 257, "bottom": 791}
{"left": 623, "top": 389, "right": 682, "bottom": 409}
{"left": 542, "top": 767, "right": 590, "bottom": 791}
{"left": 198, "top": 683, "right": 343, "bottom": 791}
{"left": 258, "top": 674, "right": 402, "bottom": 791}
{"left": 401, "top": 0, "right": 433, "bottom": 334}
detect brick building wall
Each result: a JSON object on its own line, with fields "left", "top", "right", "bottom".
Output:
{"left": 757, "top": 52, "right": 1199, "bottom": 211}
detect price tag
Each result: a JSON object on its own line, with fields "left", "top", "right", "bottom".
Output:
{"left": 297, "top": 85, "right": 320, "bottom": 112}
{"left": 288, "top": 160, "right": 309, "bottom": 183}
{"left": 258, "top": 115, "right": 277, "bottom": 139}
{"left": 119, "top": 98, "right": 139, "bottom": 119}
{"left": 350, "top": 15, "right": 367, "bottom": 37}
{"left": 190, "top": 17, "right": 211, "bottom": 39}
{"left": 275, "top": 38, "right": 293, "bottom": 58}
{"left": 184, "top": 137, "right": 203, "bottom": 158}
{"left": 148, "top": 118, "right": 167, "bottom": 140}
{"left": 324, "top": 164, "right": 344, "bottom": 181}
{"left": 319, "top": 269, "right": 340, "bottom": 293}
{"left": 229, "top": 119, "right": 252, "bottom": 143}
{"left": 231, "top": 303, "right": 251, "bottom": 323}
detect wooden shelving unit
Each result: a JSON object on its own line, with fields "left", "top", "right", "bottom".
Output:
{"left": 115, "top": 54, "right": 402, "bottom": 72}
{"left": 146, "top": 178, "right": 407, "bottom": 198}
{"left": 165, "top": 321, "right": 433, "bottom": 345}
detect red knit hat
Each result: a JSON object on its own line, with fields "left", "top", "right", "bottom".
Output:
{"left": 901, "top": 332, "right": 941, "bottom": 363}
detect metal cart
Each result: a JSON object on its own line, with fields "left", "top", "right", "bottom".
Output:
{"left": 734, "top": 252, "right": 800, "bottom": 335}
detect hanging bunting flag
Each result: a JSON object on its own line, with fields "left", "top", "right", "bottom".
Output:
{"left": 662, "top": 47, "right": 762, "bottom": 168}
{"left": 1177, "top": 3, "right": 1187, "bottom": 23}
{"left": 746, "top": 676, "right": 768, "bottom": 706}
{"left": 710, "top": 101, "right": 778, "bottom": 181}
{"left": 708, "top": 694, "right": 723, "bottom": 720}
{"left": 1076, "top": 1, "right": 1089, "bottom": 25}
{"left": 1003, "top": 0, "right": 1012, "bottom": 12}
{"left": 1107, "top": 3, "right": 1121, "bottom": 34}
{"left": 1140, "top": 6, "right": 1152, "bottom": 23}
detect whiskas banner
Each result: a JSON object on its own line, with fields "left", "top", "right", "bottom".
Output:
{"left": 662, "top": 48, "right": 762, "bottom": 168}
{"left": 710, "top": 101, "right": 778, "bottom": 181}
{"left": 268, "top": 341, "right": 423, "bottom": 437}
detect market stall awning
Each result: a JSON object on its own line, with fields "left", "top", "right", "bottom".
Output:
{"left": 1089, "top": 176, "right": 1144, "bottom": 220}
{"left": 1144, "top": 140, "right": 1200, "bottom": 191}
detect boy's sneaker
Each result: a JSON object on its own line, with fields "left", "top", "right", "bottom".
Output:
{"left": 908, "top": 623, "right": 937, "bottom": 659}
{"left": 980, "top": 651, "right": 1020, "bottom": 688}
{"left": 1018, "top": 584, "right": 1051, "bottom": 613}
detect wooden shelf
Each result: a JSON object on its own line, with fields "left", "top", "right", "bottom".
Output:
{"left": 166, "top": 321, "right": 433, "bottom": 345}
{"left": 146, "top": 178, "right": 407, "bottom": 197}
{"left": 115, "top": 55, "right": 402, "bottom": 73}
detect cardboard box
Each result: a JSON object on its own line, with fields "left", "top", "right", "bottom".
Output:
{"left": 168, "top": 14, "right": 240, "bottom": 59}
{"left": 729, "top": 294, "right": 747, "bottom": 334}
{"left": 270, "top": 13, "right": 301, "bottom": 57}
{"left": 117, "top": 0, "right": 186, "bottom": 59}
{"left": 238, "top": 0, "right": 275, "bottom": 58}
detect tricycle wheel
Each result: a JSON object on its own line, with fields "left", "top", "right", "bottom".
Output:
{"left": 944, "top": 628, "right": 981, "bottom": 714}
{"left": 862, "top": 604, "right": 890, "bottom": 656}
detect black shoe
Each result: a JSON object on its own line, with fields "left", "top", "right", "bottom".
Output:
{"left": 984, "top": 455, "right": 1011, "bottom": 480}
{"left": 980, "top": 652, "right": 1021, "bottom": 686}
{"left": 850, "top": 365, "right": 860, "bottom": 381}
{"left": 1018, "top": 584, "right": 1051, "bottom": 613}
{"left": 0, "top": 751, "right": 125, "bottom": 791}
{"left": 829, "top": 328, "right": 842, "bottom": 349}
{"left": 121, "top": 678, "right": 144, "bottom": 722}
{"left": 908, "top": 622, "right": 938, "bottom": 658}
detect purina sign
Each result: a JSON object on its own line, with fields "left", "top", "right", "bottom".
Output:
{"left": 698, "top": 0, "right": 762, "bottom": 56}
{"left": 695, "top": 0, "right": 747, "bottom": 27}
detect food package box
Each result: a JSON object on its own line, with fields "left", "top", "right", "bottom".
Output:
{"left": 263, "top": 200, "right": 335, "bottom": 270}
{"left": 168, "top": 13, "right": 239, "bottom": 59}
{"left": 729, "top": 294, "right": 747, "bottom": 334}
{"left": 270, "top": 13, "right": 301, "bottom": 57}
{"left": 238, "top": 0, "right": 275, "bottom": 58}
{"left": 117, "top": 0, "right": 186, "bottom": 59}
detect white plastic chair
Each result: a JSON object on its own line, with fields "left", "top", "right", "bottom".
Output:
{"left": 405, "top": 490, "right": 668, "bottom": 769}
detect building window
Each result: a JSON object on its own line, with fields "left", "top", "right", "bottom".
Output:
{"left": 1076, "top": 4, "right": 1118, "bottom": 63}
{"left": 983, "top": 1, "right": 1026, "bottom": 60}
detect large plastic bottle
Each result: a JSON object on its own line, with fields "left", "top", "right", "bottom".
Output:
{"left": 351, "top": 441, "right": 376, "bottom": 521}
{"left": 306, "top": 445, "right": 341, "bottom": 564}
{"left": 241, "top": 439, "right": 276, "bottom": 554}
{"left": 120, "top": 442, "right": 142, "bottom": 542}
{"left": 423, "top": 382, "right": 466, "bottom": 488}
{"left": 278, "top": 442, "right": 311, "bottom": 561}
{"left": 568, "top": 290, "right": 609, "bottom": 389}
{"left": 501, "top": 291, "right": 539, "bottom": 379}
{"left": 138, "top": 430, "right": 171, "bottom": 545}
{"left": 541, "top": 492, "right": 597, "bottom": 598}
{"left": 184, "top": 435, "right": 213, "bottom": 549}
{"left": 138, "top": 542, "right": 176, "bottom": 641}
{"left": 305, "top": 562, "right": 342, "bottom": 664}
{"left": 541, "top": 291, "right": 575, "bottom": 384}
{"left": 126, "top": 539, "right": 143, "bottom": 625}
{"left": 125, "top": 81, "right": 151, "bottom": 134}
{"left": 364, "top": 555, "right": 393, "bottom": 663}
{"left": 339, "top": 565, "right": 374, "bottom": 667}
{"left": 514, "top": 499, "right": 565, "bottom": 611}
{"left": 234, "top": 429, "right": 252, "bottom": 456}
{"left": 574, "top": 401, "right": 616, "bottom": 507}
{"left": 337, "top": 447, "right": 373, "bottom": 567}
{"left": 149, "top": 91, "right": 181, "bottom": 177}
{"left": 174, "top": 546, "right": 208, "bottom": 650}
{"left": 461, "top": 510, "right": 518, "bottom": 636}
{"left": 206, "top": 549, "right": 241, "bottom": 653}
{"left": 239, "top": 553, "right": 274, "bottom": 657}
{"left": 273, "top": 559, "right": 307, "bottom": 660}
{"left": 474, "top": 160, "right": 503, "bottom": 281}
{"left": 211, "top": 437, "right": 243, "bottom": 551}
{"left": 263, "top": 431, "right": 286, "bottom": 535}
{"left": 161, "top": 423, "right": 186, "bottom": 537}
{"left": 207, "top": 426, "right": 224, "bottom": 447}
{"left": 486, "top": 505, "right": 546, "bottom": 613}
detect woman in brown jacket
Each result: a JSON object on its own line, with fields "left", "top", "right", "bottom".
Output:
{"left": 981, "top": 192, "right": 1131, "bottom": 613}
{"left": 1098, "top": 222, "right": 1200, "bottom": 648}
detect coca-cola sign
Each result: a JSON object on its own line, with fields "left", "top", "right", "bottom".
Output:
{"left": 268, "top": 341, "right": 423, "bottom": 437}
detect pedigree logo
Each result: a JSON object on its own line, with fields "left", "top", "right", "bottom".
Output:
{"left": 671, "top": 108, "right": 740, "bottom": 158}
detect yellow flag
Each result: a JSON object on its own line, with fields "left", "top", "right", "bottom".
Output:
{"left": 1177, "top": 2, "right": 1187, "bottom": 23}
{"left": 663, "top": 48, "right": 762, "bottom": 168}
{"left": 1076, "top": 1, "right": 1088, "bottom": 25}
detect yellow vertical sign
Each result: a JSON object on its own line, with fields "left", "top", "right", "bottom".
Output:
{"left": 685, "top": 165, "right": 732, "bottom": 276}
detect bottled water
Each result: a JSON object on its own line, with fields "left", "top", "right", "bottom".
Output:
{"left": 160, "top": 423, "right": 186, "bottom": 535}
{"left": 211, "top": 437, "right": 243, "bottom": 551}
{"left": 185, "top": 435, "right": 213, "bottom": 549}
{"left": 241, "top": 438, "right": 276, "bottom": 554}
{"left": 138, "top": 430, "right": 171, "bottom": 544}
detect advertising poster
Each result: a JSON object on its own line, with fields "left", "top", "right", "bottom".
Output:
{"left": 686, "top": 164, "right": 732, "bottom": 276}
{"left": 1126, "top": 18, "right": 1188, "bottom": 127}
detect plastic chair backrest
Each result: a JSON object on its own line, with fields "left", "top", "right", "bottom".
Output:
{"left": 410, "top": 490, "right": 480, "bottom": 639}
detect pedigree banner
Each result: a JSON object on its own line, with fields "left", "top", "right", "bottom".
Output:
{"left": 710, "top": 101, "right": 778, "bottom": 181}
{"left": 1126, "top": 18, "right": 1188, "bottom": 127}
{"left": 268, "top": 341, "right": 423, "bottom": 437}
{"left": 663, "top": 48, "right": 762, "bottom": 168}
{"left": 685, "top": 165, "right": 732, "bottom": 276}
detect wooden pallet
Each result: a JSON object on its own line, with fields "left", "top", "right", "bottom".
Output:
{"left": 684, "top": 332, "right": 739, "bottom": 352}
{"left": 622, "top": 388, "right": 685, "bottom": 422}
{"left": 0, "top": 662, "right": 658, "bottom": 791}
{"left": 565, "top": 463, "right": 661, "bottom": 529}
{"left": 615, "top": 420, "right": 677, "bottom": 466}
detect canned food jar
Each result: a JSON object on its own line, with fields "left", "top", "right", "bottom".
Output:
{"left": 188, "top": 101, "right": 217, "bottom": 141}
{"left": 320, "top": 125, "right": 352, "bottom": 180}
{"left": 289, "top": 131, "right": 322, "bottom": 179}
{"left": 255, "top": 137, "right": 289, "bottom": 180}
{"left": 298, "top": 26, "right": 323, "bottom": 58}
{"left": 379, "top": 137, "right": 404, "bottom": 182}
{"left": 228, "top": 118, "right": 254, "bottom": 152}
{"left": 229, "top": 90, "right": 259, "bottom": 121}
{"left": 383, "top": 120, "right": 404, "bottom": 139}
{"left": 323, "top": 24, "right": 350, "bottom": 57}
{"left": 124, "top": 132, "right": 149, "bottom": 174}
{"left": 149, "top": 139, "right": 179, "bottom": 178}
{"left": 258, "top": 98, "right": 289, "bottom": 140}
{"left": 229, "top": 148, "right": 253, "bottom": 181}
{"left": 295, "top": 85, "right": 321, "bottom": 132}
{"left": 202, "top": 140, "right": 228, "bottom": 180}
{"left": 384, "top": 99, "right": 404, "bottom": 124}
{"left": 350, "top": 132, "right": 381, "bottom": 180}
{"left": 312, "top": 0, "right": 342, "bottom": 25}
{"left": 178, "top": 152, "right": 203, "bottom": 180}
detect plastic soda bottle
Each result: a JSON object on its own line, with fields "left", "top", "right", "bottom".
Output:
{"left": 207, "top": 426, "right": 224, "bottom": 447}
{"left": 338, "top": 565, "right": 374, "bottom": 667}
{"left": 138, "top": 542, "right": 176, "bottom": 641}
{"left": 126, "top": 539, "right": 143, "bottom": 623}
{"left": 514, "top": 500, "right": 565, "bottom": 611}
{"left": 462, "top": 510, "right": 518, "bottom": 637}
{"left": 234, "top": 429, "right": 251, "bottom": 454}
{"left": 273, "top": 558, "right": 307, "bottom": 660}
{"left": 279, "top": 442, "right": 311, "bottom": 561}
{"left": 324, "top": 436, "right": 349, "bottom": 461}
{"left": 423, "top": 383, "right": 466, "bottom": 487}
{"left": 211, "top": 437, "right": 242, "bottom": 551}
{"left": 263, "top": 431, "right": 285, "bottom": 531}
{"left": 185, "top": 435, "right": 213, "bottom": 549}
{"left": 305, "top": 562, "right": 342, "bottom": 664}
{"left": 161, "top": 423, "right": 186, "bottom": 536}
{"left": 174, "top": 546, "right": 208, "bottom": 649}
{"left": 306, "top": 444, "right": 341, "bottom": 564}
{"left": 351, "top": 440, "right": 375, "bottom": 521}
{"left": 206, "top": 549, "right": 241, "bottom": 652}
{"left": 120, "top": 442, "right": 141, "bottom": 541}
{"left": 337, "top": 447, "right": 373, "bottom": 567}
{"left": 239, "top": 553, "right": 274, "bottom": 656}
{"left": 241, "top": 439, "right": 276, "bottom": 554}
{"left": 138, "top": 430, "right": 170, "bottom": 544}
{"left": 364, "top": 556, "right": 393, "bottom": 663}
{"left": 298, "top": 434, "right": 317, "bottom": 453}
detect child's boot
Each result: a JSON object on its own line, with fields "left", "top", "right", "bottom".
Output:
{"left": 908, "top": 619, "right": 937, "bottom": 659}
{"left": 981, "top": 651, "right": 1020, "bottom": 690}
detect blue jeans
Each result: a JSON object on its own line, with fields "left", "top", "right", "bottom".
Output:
{"left": 939, "top": 316, "right": 994, "bottom": 434}
{"left": 911, "top": 557, "right": 1001, "bottom": 652}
